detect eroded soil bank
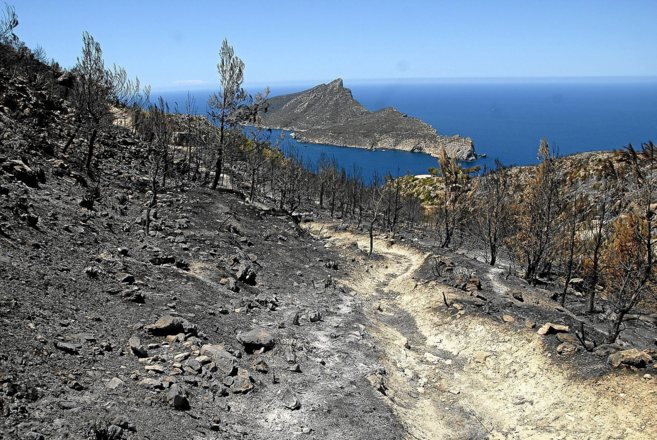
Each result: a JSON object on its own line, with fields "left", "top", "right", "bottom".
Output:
{"left": 308, "top": 222, "right": 657, "bottom": 440}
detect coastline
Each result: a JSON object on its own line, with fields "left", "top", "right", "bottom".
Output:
{"left": 254, "top": 124, "right": 477, "bottom": 161}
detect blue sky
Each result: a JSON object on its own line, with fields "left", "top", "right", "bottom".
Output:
{"left": 11, "top": 0, "right": 657, "bottom": 90}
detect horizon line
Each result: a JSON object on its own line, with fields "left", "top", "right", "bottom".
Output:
{"left": 152, "top": 75, "right": 657, "bottom": 92}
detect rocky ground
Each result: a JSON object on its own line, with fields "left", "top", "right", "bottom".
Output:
{"left": 0, "top": 165, "right": 406, "bottom": 439}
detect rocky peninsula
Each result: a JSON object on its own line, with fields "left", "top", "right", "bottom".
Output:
{"left": 260, "top": 79, "right": 477, "bottom": 161}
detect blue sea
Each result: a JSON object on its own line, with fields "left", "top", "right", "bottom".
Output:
{"left": 159, "top": 79, "right": 657, "bottom": 181}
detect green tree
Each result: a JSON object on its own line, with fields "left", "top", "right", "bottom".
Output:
{"left": 209, "top": 38, "right": 246, "bottom": 189}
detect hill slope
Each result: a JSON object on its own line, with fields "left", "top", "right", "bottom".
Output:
{"left": 0, "top": 53, "right": 402, "bottom": 440}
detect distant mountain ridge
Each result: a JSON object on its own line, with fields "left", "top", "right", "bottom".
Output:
{"left": 260, "top": 78, "right": 476, "bottom": 161}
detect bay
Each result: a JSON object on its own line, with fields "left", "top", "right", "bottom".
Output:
{"left": 158, "top": 78, "right": 657, "bottom": 181}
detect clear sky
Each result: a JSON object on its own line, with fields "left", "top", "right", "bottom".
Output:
{"left": 10, "top": 0, "right": 657, "bottom": 90}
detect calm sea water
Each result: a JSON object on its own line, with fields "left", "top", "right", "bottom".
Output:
{"left": 158, "top": 79, "right": 657, "bottom": 181}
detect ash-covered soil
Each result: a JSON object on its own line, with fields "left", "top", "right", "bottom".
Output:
{"left": 0, "top": 166, "right": 403, "bottom": 439}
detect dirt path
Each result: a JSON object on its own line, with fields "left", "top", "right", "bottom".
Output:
{"left": 309, "top": 224, "right": 657, "bottom": 440}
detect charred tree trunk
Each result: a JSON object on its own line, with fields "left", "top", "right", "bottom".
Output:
{"left": 62, "top": 120, "right": 82, "bottom": 154}
{"left": 211, "top": 119, "right": 226, "bottom": 190}
{"left": 85, "top": 128, "right": 98, "bottom": 170}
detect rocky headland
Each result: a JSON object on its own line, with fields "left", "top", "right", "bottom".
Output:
{"left": 260, "top": 79, "right": 477, "bottom": 161}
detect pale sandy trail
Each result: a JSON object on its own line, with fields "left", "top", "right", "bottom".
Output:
{"left": 309, "top": 223, "right": 657, "bottom": 440}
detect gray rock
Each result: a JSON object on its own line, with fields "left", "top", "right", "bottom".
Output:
{"left": 282, "top": 389, "right": 301, "bottom": 410}
{"left": 106, "top": 377, "right": 125, "bottom": 390}
{"left": 228, "top": 251, "right": 257, "bottom": 285}
{"left": 1, "top": 159, "right": 39, "bottom": 188}
{"left": 252, "top": 359, "right": 269, "bottom": 373}
{"left": 145, "top": 315, "right": 197, "bottom": 336}
{"left": 128, "top": 336, "right": 148, "bottom": 358}
{"left": 284, "top": 347, "right": 297, "bottom": 364}
{"left": 54, "top": 341, "right": 81, "bottom": 354}
{"left": 237, "top": 328, "right": 275, "bottom": 350}
{"left": 608, "top": 348, "right": 653, "bottom": 369}
{"left": 111, "top": 415, "right": 135, "bottom": 431}
{"left": 536, "top": 322, "right": 570, "bottom": 335}
{"left": 594, "top": 343, "right": 622, "bottom": 357}
{"left": 117, "top": 273, "right": 135, "bottom": 284}
{"left": 167, "top": 384, "right": 190, "bottom": 410}
{"left": 185, "top": 358, "right": 202, "bottom": 373}
{"left": 231, "top": 368, "right": 253, "bottom": 394}
{"left": 139, "top": 378, "right": 164, "bottom": 390}
{"left": 200, "top": 345, "right": 237, "bottom": 376}
{"left": 227, "top": 278, "right": 239, "bottom": 292}
{"left": 556, "top": 342, "right": 578, "bottom": 356}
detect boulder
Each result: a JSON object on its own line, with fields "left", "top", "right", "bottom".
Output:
{"left": 231, "top": 368, "right": 254, "bottom": 394}
{"left": 237, "top": 328, "right": 275, "bottom": 351}
{"left": 308, "top": 311, "right": 322, "bottom": 323}
{"left": 228, "top": 251, "right": 257, "bottom": 285}
{"left": 200, "top": 344, "right": 237, "bottom": 376}
{"left": 537, "top": 323, "right": 570, "bottom": 336}
{"left": 139, "top": 378, "right": 164, "bottom": 390}
{"left": 106, "top": 377, "right": 125, "bottom": 390}
{"left": 366, "top": 370, "right": 388, "bottom": 395}
{"left": 608, "top": 349, "right": 653, "bottom": 369}
{"left": 282, "top": 389, "right": 301, "bottom": 410}
{"left": 569, "top": 278, "right": 585, "bottom": 292}
{"left": 145, "top": 315, "right": 197, "bottom": 336}
{"left": 167, "top": 384, "right": 190, "bottom": 410}
{"left": 53, "top": 341, "right": 81, "bottom": 355}
{"left": 1, "top": 159, "right": 39, "bottom": 188}
{"left": 557, "top": 342, "right": 578, "bottom": 356}
{"left": 117, "top": 273, "right": 135, "bottom": 284}
{"left": 128, "top": 336, "right": 148, "bottom": 358}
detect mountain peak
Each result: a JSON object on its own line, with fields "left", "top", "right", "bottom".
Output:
{"left": 327, "top": 78, "right": 344, "bottom": 88}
